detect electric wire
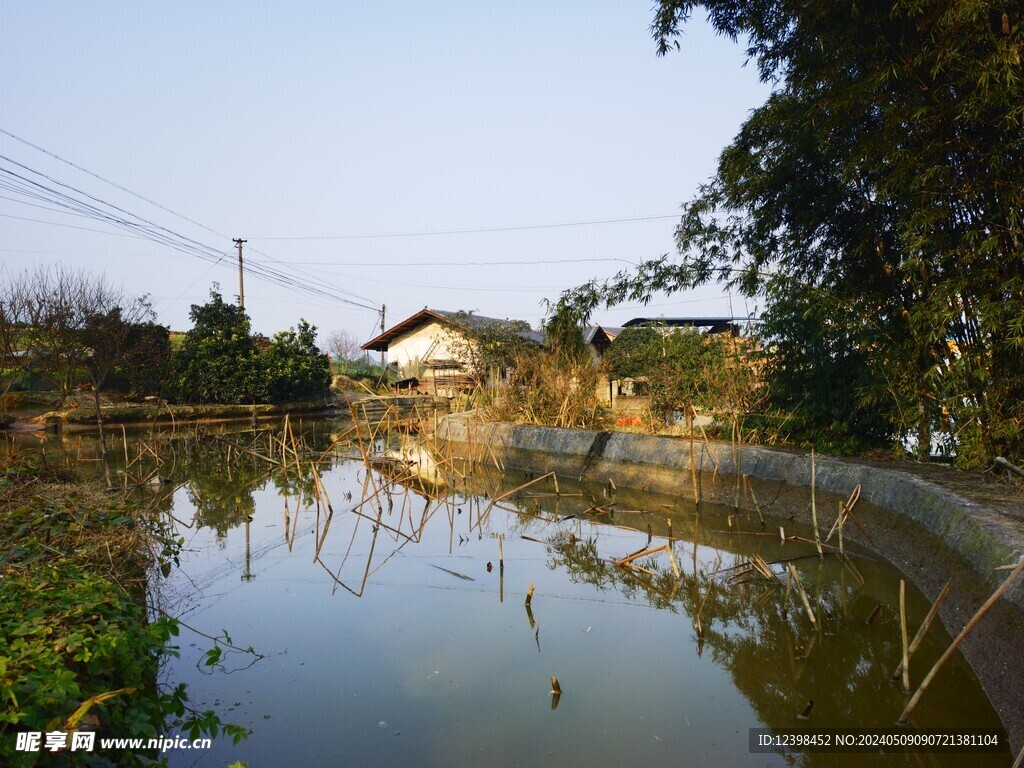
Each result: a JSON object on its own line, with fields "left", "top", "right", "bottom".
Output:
{"left": 0, "top": 153, "right": 380, "bottom": 313}
{"left": 0, "top": 133, "right": 381, "bottom": 313}
{"left": 250, "top": 214, "right": 680, "bottom": 241}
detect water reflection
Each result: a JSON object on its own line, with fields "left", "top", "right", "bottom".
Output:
{"left": 2, "top": 420, "right": 1011, "bottom": 767}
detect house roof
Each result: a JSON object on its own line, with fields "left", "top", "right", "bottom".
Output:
{"left": 361, "top": 308, "right": 529, "bottom": 351}
{"left": 622, "top": 317, "right": 744, "bottom": 334}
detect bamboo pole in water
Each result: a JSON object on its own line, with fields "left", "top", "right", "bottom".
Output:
{"left": 810, "top": 450, "right": 823, "bottom": 558}
{"left": 899, "top": 580, "right": 911, "bottom": 693}
{"left": 689, "top": 408, "right": 699, "bottom": 506}
{"left": 787, "top": 563, "right": 817, "bottom": 628}
{"left": 898, "top": 558, "right": 1024, "bottom": 724}
{"left": 891, "top": 580, "right": 951, "bottom": 683}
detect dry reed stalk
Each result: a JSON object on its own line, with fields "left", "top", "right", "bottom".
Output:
{"left": 743, "top": 475, "right": 765, "bottom": 526}
{"left": 525, "top": 583, "right": 535, "bottom": 606}
{"left": 825, "top": 484, "right": 862, "bottom": 544}
{"left": 315, "top": 426, "right": 357, "bottom": 464}
{"left": 899, "top": 580, "right": 911, "bottom": 693}
{"left": 891, "top": 580, "right": 951, "bottom": 683}
{"left": 810, "top": 449, "right": 823, "bottom": 558}
{"left": 666, "top": 542, "right": 681, "bottom": 580}
{"left": 752, "top": 553, "right": 781, "bottom": 585}
{"left": 898, "top": 558, "right": 1024, "bottom": 724}
{"left": 625, "top": 562, "right": 657, "bottom": 577}
{"left": 208, "top": 434, "right": 280, "bottom": 466}
{"left": 473, "top": 472, "right": 556, "bottom": 531}
{"left": 787, "top": 563, "right": 817, "bottom": 628}
{"left": 694, "top": 578, "right": 716, "bottom": 637}
{"left": 550, "top": 676, "right": 561, "bottom": 694}
{"left": 689, "top": 408, "right": 699, "bottom": 505}
{"left": 613, "top": 545, "right": 669, "bottom": 566}
{"left": 312, "top": 462, "right": 336, "bottom": 559}
{"left": 841, "top": 553, "right": 865, "bottom": 584}
{"left": 486, "top": 439, "right": 504, "bottom": 473}
{"left": 734, "top": 416, "right": 743, "bottom": 513}
{"left": 286, "top": 415, "right": 302, "bottom": 464}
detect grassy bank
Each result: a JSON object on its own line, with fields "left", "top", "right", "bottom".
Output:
{"left": 0, "top": 454, "right": 239, "bottom": 766}
{"left": 42, "top": 397, "right": 337, "bottom": 426}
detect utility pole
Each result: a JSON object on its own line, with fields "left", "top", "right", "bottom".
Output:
{"left": 233, "top": 238, "right": 247, "bottom": 310}
{"left": 380, "top": 304, "right": 387, "bottom": 367}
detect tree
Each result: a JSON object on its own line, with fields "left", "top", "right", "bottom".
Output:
{"left": 8, "top": 267, "right": 159, "bottom": 456}
{"left": 0, "top": 278, "right": 28, "bottom": 422}
{"left": 443, "top": 311, "right": 533, "bottom": 391}
{"left": 120, "top": 321, "right": 172, "bottom": 400}
{"left": 752, "top": 280, "right": 897, "bottom": 454}
{"left": 171, "top": 292, "right": 330, "bottom": 404}
{"left": 604, "top": 326, "right": 730, "bottom": 423}
{"left": 19, "top": 266, "right": 113, "bottom": 405}
{"left": 171, "top": 290, "right": 265, "bottom": 404}
{"left": 263, "top": 320, "right": 331, "bottom": 403}
{"left": 325, "top": 330, "right": 362, "bottom": 368}
{"left": 554, "top": 1, "right": 1024, "bottom": 466}
{"left": 80, "top": 299, "right": 158, "bottom": 454}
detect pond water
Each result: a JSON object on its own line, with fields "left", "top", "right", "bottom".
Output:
{"left": 5, "top": 418, "right": 1012, "bottom": 766}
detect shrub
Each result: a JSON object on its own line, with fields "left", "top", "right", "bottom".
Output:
{"left": 263, "top": 321, "right": 330, "bottom": 403}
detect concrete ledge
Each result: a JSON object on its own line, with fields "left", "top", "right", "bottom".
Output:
{"left": 439, "top": 415, "right": 1024, "bottom": 608}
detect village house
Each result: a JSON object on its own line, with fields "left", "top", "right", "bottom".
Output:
{"left": 361, "top": 308, "right": 625, "bottom": 398}
{"left": 360, "top": 308, "right": 536, "bottom": 396}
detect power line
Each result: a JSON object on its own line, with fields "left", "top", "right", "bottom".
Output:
{"left": 0, "top": 132, "right": 381, "bottom": 313}
{"left": 281, "top": 257, "right": 640, "bottom": 267}
{"left": 250, "top": 214, "right": 680, "bottom": 241}
{"left": 0, "top": 152, "right": 380, "bottom": 313}
{"left": 0, "top": 248, "right": 192, "bottom": 257}
{"left": 0, "top": 126, "right": 231, "bottom": 241}
{"left": 0, "top": 211, "right": 147, "bottom": 239}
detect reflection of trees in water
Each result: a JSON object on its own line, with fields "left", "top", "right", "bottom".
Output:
{"left": 543, "top": 531, "right": 1004, "bottom": 767}
{"left": 160, "top": 426, "right": 340, "bottom": 537}
{"left": 173, "top": 441, "right": 269, "bottom": 536}
{"left": 547, "top": 531, "right": 683, "bottom": 611}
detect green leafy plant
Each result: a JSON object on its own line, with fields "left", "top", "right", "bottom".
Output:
{"left": 0, "top": 454, "right": 248, "bottom": 766}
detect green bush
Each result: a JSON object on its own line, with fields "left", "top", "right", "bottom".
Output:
{"left": 263, "top": 321, "right": 330, "bottom": 403}
{"left": 0, "top": 456, "right": 246, "bottom": 766}
{"left": 170, "top": 291, "right": 265, "bottom": 404}
{"left": 169, "top": 292, "right": 329, "bottom": 404}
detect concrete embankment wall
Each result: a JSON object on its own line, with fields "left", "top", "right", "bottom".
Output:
{"left": 439, "top": 415, "right": 1023, "bottom": 610}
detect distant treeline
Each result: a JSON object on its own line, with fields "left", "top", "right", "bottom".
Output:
{"left": 0, "top": 268, "right": 329, "bottom": 408}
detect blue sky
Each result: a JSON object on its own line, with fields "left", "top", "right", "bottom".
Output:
{"left": 1, "top": 1, "right": 769, "bottom": 343}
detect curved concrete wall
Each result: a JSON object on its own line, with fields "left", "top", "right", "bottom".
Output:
{"left": 439, "top": 415, "right": 1023, "bottom": 605}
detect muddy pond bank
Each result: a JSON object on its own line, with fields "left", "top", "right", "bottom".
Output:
{"left": 438, "top": 415, "right": 1024, "bottom": 753}
{"left": 1, "top": 393, "right": 448, "bottom": 432}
